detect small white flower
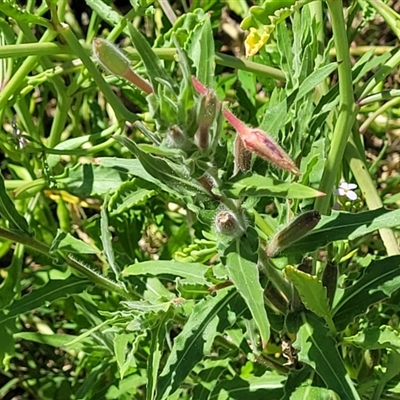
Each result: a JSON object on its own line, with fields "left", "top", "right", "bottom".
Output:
{"left": 335, "top": 182, "right": 358, "bottom": 201}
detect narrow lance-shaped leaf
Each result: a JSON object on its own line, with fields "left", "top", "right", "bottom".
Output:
{"left": 293, "top": 313, "right": 361, "bottom": 400}
{"left": 0, "top": 172, "right": 30, "bottom": 234}
{"left": 155, "top": 289, "right": 238, "bottom": 400}
{"left": 333, "top": 255, "right": 400, "bottom": 331}
{"left": 223, "top": 228, "right": 270, "bottom": 348}
{"left": 100, "top": 194, "right": 122, "bottom": 282}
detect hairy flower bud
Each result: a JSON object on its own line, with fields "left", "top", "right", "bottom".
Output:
{"left": 93, "top": 37, "right": 152, "bottom": 94}
{"left": 198, "top": 90, "right": 219, "bottom": 127}
{"left": 223, "top": 109, "right": 300, "bottom": 176}
{"left": 195, "top": 87, "right": 219, "bottom": 150}
{"left": 167, "top": 125, "right": 189, "bottom": 149}
{"left": 265, "top": 210, "right": 321, "bottom": 258}
{"left": 191, "top": 76, "right": 299, "bottom": 175}
{"left": 215, "top": 210, "right": 244, "bottom": 238}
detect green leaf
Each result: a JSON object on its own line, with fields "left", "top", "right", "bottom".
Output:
{"left": 13, "top": 332, "right": 89, "bottom": 351}
{"left": 284, "top": 208, "right": 400, "bottom": 254}
{"left": 333, "top": 256, "right": 400, "bottom": 331}
{"left": 114, "top": 136, "right": 206, "bottom": 198}
{"left": 290, "top": 386, "right": 340, "bottom": 400}
{"left": 0, "top": 172, "right": 30, "bottom": 234}
{"left": 294, "top": 62, "right": 338, "bottom": 103}
{"left": 100, "top": 196, "right": 121, "bottom": 281}
{"left": 155, "top": 289, "right": 238, "bottom": 400}
{"left": 225, "top": 173, "right": 325, "bottom": 199}
{"left": 0, "top": 2, "right": 52, "bottom": 28}
{"left": 285, "top": 266, "right": 335, "bottom": 332}
{"left": 293, "top": 313, "right": 361, "bottom": 400}
{"left": 147, "top": 309, "right": 174, "bottom": 400}
{"left": 128, "top": 23, "right": 175, "bottom": 92}
{"left": 0, "top": 277, "right": 91, "bottom": 327}
{"left": 108, "top": 180, "right": 157, "bottom": 216}
{"left": 259, "top": 98, "right": 287, "bottom": 139}
{"left": 122, "top": 260, "right": 209, "bottom": 286}
{"left": 50, "top": 230, "right": 98, "bottom": 254}
{"left": 187, "top": 15, "right": 215, "bottom": 88}
{"left": 57, "top": 163, "right": 124, "bottom": 196}
{"left": 224, "top": 232, "right": 270, "bottom": 347}
{"left": 343, "top": 325, "right": 400, "bottom": 350}
{"left": 95, "top": 157, "right": 166, "bottom": 188}
{"left": 211, "top": 372, "right": 285, "bottom": 399}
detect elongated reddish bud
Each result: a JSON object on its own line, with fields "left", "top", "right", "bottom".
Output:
{"left": 191, "top": 76, "right": 300, "bottom": 175}
{"left": 223, "top": 109, "right": 300, "bottom": 176}
{"left": 93, "top": 38, "right": 153, "bottom": 94}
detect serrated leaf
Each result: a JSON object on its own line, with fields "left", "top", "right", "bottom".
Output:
{"left": 285, "top": 266, "right": 334, "bottom": 332}
{"left": 50, "top": 230, "right": 98, "bottom": 254}
{"left": 57, "top": 163, "right": 124, "bottom": 196}
{"left": 225, "top": 173, "right": 325, "bottom": 199}
{"left": 284, "top": 208, "right": 400, "bottom": 254}
{"left": 122, "top": 260, "right": 209, "bottom": 286}
{"left": 155, "top": 289, "right": 238, "bottom": 400}
{"left": 0, "top": 277, "right": 91, "bottom": 327}
{"left": 109, "top": 180, "right": 157, "bottom": 215}
{"left": 343, "top": 325, "right": 400, "bottom": 350}
{"left": 333, "top": 256, "right": 400, "bottom": 331}
{"left": 0, "top": 172, "right": 30, "bottom": 234}
{"left": 224, "top": 233, "right": 270, "bottom": 347}
{"left": 293, "top": 313, "right": 361, "bottom": 400}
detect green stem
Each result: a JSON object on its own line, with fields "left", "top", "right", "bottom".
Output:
{"left": 344, "top": 136, "right": 399, "bottom": 255}
{"left": 314, "top": 1, "right": 355, "bottom": 215}
{"left": 0, "top": 226, "right": 133, "bottom": 298}
{"left": 0, "top": 29, "right": 58, "bottom": 111}
{"left": 359, "top": 97, "right": 400, "bottom": 134}
{"left": 0, "top": 43, "right": 286, "bottom": 81}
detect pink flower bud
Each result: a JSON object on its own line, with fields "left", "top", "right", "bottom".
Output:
{"left": 191, "top": 76, "right": 300, "bottom": 175}
{"left": 223, "top": 109, "right": 300, "bottom": 176}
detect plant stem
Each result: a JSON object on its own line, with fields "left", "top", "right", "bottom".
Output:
{"left": 344, "top": 136, "right": 399, "bottom": 255}
{"left": 0, "top": 43, "right": 286, "bottom": 81}
{"left": 0, "top": 29, "right": 58, "bottom": 112}
{"left": 359, "top": 97, "right": 400, "bottom": 134}
{"left": 314, "top": 1, "right": 355, "bottom": 215}
{"left": 0, "top": 226, "right": 133, "bottom": 298}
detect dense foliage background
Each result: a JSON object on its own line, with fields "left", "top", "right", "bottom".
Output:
{"left": 1, "top": 0, "right": 400, "bottom": 399}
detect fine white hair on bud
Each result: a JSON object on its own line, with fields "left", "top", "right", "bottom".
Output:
{"left": 92, "top": 37, "right": 130, "bottom": 77}
{"left": 214, "top": 210, "right": 245, "bottom": 238}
